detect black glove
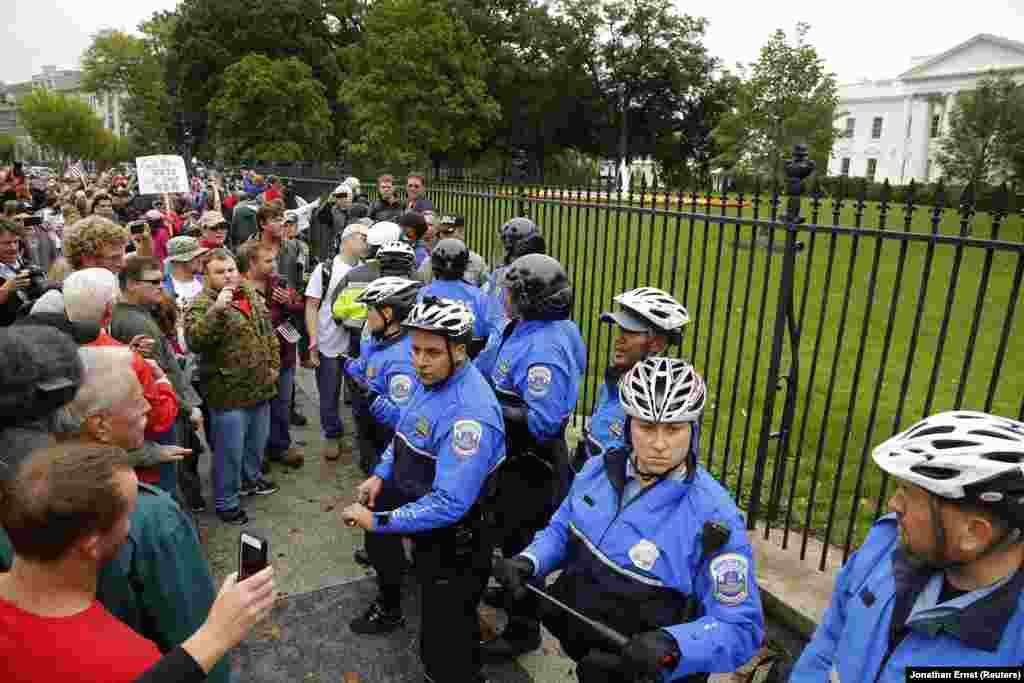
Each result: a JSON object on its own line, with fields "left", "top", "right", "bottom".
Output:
{"left": 621, "top": 629, "right": 680, "bottom": 678}
{"left": 492, "top": 555, "right": 535, "bottom": 601}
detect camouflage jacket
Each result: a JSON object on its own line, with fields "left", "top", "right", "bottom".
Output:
{"left": 185, "top": 280, "right": 280, "bottom": 410}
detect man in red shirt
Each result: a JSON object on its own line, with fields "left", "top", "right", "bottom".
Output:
{"left": 0, "top": 441, "right": 163, "bottom": 683}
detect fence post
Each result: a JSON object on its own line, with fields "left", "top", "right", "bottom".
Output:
{"left": 746, "top": 144, "right": 814, "bottom": 530}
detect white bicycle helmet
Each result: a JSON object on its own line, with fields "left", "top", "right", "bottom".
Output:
{"left": 602, "top": 287, "right": 690, "bottom": 336}
{"left": 619, "top": 357, "right": 706, "bottom": 424}
{"left": 403, "top": 296, "right": 475, "bottom": 342}
{"left": 356, "top": 277, "right": 421, "bottom": 307}
{"left": 368, "top": 221, "right": 402, "bottom": 247}
{"left": 377, "top": 240, "right": 415, "bottom": 259}
{"left": 872, "top": 411, "right": 1024, "bottom": 526}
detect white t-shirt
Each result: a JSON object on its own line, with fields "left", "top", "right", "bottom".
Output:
{"left": 170, "top": 277, "right": 204, "bottom": 352}
{"left": 305, "top": 256, "right": 356, "bottom": 357}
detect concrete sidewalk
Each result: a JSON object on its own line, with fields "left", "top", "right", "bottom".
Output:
{"left": 195, "top": 367, "right": 804, "bottom": 682}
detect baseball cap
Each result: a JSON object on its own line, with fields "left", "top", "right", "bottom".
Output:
{"left": 199, "top": 210, "right": 227, "bottom": 230}
{"left": 166, "top": 236, "right": 210, "bottom": 263}
{"left": 333, "top": 183, "right": 352, "bottom": 197}
{"left": 438, "top": 214, "right": 464, "bottom": 234}
{"left": 599, "top": 309, "right": 657, "bottom": 333}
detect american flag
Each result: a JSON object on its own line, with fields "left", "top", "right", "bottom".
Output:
{"left": 65, "top": 160, "right": 85, "bottom": 182}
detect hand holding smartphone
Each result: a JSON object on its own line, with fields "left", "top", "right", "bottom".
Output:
{"left": 239, "top": 532, "right": 269, "bottom": 581}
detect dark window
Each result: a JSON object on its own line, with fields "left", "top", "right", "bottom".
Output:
{"left": 841, "top": 158, "right": 851, "bottom": 176}
{"left": 930, "top": 114, "right": 941, "bottom": 138}
{"left": 871, "top": 117, "right": 883, "bottom": 139}
{"left": 866, "top": 158, "right": 878, "bottom": 182}
{"left": 844, "top": 118, "right": 855, "bottom": 138}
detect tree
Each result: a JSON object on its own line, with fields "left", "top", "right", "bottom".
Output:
{"left": 16, "top": 89, "right": 104, "bottom": 161}
{"left": 0, "top": 134, "right": 16, "bottom": 163}
{"left": 207, "top": 55, "right": 333, "bottom": 163}
{"left": 935, "top": 73, "right": 1024, "bottom": 187}
{"left": 712, "top": 23, "right": 839, "bottom": 179}
{"left": 169, "top": 0, "right": 363, "bottom": 154}
{"left": 341, "top": 0, "right": 501, "bottom": 168}
{"left": 79, "top": 20, "right": 179, "bottom": 155}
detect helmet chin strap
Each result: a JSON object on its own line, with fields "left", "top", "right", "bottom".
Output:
{"left": 904, "top": 494, "right": 1023, "bottom": 571}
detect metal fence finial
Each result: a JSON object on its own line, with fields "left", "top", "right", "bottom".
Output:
{"left": 784, "top": 144, "right": 814, "bottom": 224}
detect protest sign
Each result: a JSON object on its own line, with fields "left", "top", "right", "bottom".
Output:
{"left": 136, "top": 155, "right": 189, "bottom": 195}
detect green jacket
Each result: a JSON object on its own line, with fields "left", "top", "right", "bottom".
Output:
{"left": 185, "top": 280, "right": 280, "bottom": 410}
{"left": 97, "top": 482, "right": 230, "bottom": 683}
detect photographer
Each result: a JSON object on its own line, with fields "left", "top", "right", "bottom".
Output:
{"left": 0, "top": 219, "right": 49, "bottom": 326}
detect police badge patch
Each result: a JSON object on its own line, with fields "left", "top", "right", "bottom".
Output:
{"left": 609, "top": 420, "right": 623, "bottom": 437}
{"left": 452, "top": 420, "right": 483, "bottom": 457}
{"left": 628, "top": 539, "right": 660, "bottom": 572}
{"left": 709, "top": 553, "right": 749, "bottom": 605}
{"left": 527, "top": 365, "right": 553, "bottom": 398}
{"left": 389, "top": 374, "right": 413, "bottom": 403}
{"left": 415, "top": 417, "right": 430, "bottom": 439}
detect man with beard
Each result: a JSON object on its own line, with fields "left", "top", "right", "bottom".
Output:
{"left": 791, "top": 411, "right": 1024, "bottom": 681}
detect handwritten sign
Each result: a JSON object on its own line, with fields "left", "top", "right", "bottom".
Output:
{"left": 136, "top": 155, "right": 189, "bottom": 195}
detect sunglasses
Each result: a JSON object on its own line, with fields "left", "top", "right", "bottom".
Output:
{"left": 136, "top": 277, "right": 163, "bottom": 285}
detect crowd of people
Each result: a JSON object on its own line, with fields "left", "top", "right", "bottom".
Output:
{"left": 1, "top": 160, "right": 1023, "bottom": 683}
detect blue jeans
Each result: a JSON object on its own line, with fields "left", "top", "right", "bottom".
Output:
{"left": 315, "top": 353, "right": 345, "bottom": 440}
{"left": 268, "top": 365, "right": 295, "bottom": 452}
{"left": 210, "top": 402, "right": 270, "bottom": 513}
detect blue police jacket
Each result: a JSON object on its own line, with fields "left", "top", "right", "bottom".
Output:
{"left": 475, "top": 318, "right": 588, "bottom": 441}
{"left": 345, "top": 332, "right": 418, "bottom": 430}
{"left": 372, "top": 362, "right": 506, "bottom": 534}
{"left": 521, "top": 450, "right": 764, "bottom": 679}
{"left": 791, "top": 514, "right": 1024, "bottom": 682}
{"left": 419, "top": 279, "right": 500, "bottom": 340}
{"left": 414, "top": 243, "right": 430, "bottom": 269}
{"left": 586, "top": 369, "right": 627, "bottom": 458}
{"left": 480, "top": 264, "right": 508, "bottom": 325}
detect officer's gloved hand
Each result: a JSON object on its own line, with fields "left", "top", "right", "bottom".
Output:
{"left": 621, "top": 629, "right": 681, "bottom": 678}
{"left": 492, "top": 556, "right": 535, "bottom": 601}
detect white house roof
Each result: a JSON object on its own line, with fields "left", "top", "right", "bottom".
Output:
{"left": 898, "top": 34, "right": 1024, "bottom": 80}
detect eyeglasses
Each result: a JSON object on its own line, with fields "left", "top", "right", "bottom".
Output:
{"left": 136, "top": 278, "right": 163, "bottom": 285}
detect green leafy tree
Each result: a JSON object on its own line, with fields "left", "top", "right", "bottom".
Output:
{"left": 0, "top": 134, "right": 16, "bottom": 163}
{"left": 16, "top": 89, "right": 106, "bottom": 161}
{"left": 341, "top": 0, "right": 500, "bottom": 168}
{"left": 712, "top": 23, "right": 839, "bottom": 179}
{"left": 207, "top": 55, "right": 333, "bottom": 163}
{"left": 169, "top": 0, "right": 363, "bottom": 153}
{"left": 79, "top": 20, "right": 179, "bottom": 155}
{"left": 935, "top": 73, "right": 1024, "bottom": 187}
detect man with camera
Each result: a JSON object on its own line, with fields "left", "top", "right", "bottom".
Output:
{"left": 0, "top": 218, "right": 49, "bottom": 326}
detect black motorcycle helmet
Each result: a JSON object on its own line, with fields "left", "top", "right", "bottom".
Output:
{"left": 431, "top": 238, "right": 470, "bottom": 280}
{"left": 500, "top": 217, "right": 545, "bottom": 264}
{"left": 502, "top": 253, "right": 573, "bottom": 321}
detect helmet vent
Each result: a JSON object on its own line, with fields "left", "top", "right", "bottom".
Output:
{"left": 932, "top": 439, "right": 981, "bottom": 450}
{"left": 970, "top": 429, "right": 1021, "bottom": 441}
{"left": 982, "top": 452, "right": 1024, "bottom": 464}
{"left": 907, "top": 425, "right": 956, "bottom": 439}
{"left": 911, "top": 465, "right": 960, "bottom": 480}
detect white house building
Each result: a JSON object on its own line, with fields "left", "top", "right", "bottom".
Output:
{"left": 829, "top": 34, "right": 1024, "bottom": 184}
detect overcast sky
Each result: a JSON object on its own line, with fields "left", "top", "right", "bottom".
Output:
{"left": 4, "top": 0, "right": 1023, "bottom": 86}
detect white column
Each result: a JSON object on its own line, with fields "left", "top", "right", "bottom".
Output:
{"left": 910, "top": 96, "right": 933, "bottom": 182}
{"left": 943, "top": 91, "right": 956, "bottom": 134}
{"left": 899, "top": 94, "right": 913, "bottom": 184}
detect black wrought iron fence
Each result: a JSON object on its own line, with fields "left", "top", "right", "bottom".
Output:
{"left": 258, "top": 151, "right": 1023, "bottom": 570}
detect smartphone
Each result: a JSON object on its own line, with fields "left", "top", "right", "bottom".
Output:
{"left": 238, "top": 532, "right": 269, "bottom": 581}
{"left": 129, "top": 221, "right": 147, "bottom": 235}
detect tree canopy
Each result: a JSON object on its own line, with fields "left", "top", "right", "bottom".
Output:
{"left": 935, "top": 73, "right": 1024, "bottom": 187}
{"left": 340, "top": 0, "right": 500, "bottom": 168}
{"left": 16, "top": 89, "right": 131, "bottom": 162}
{"left": 712, "top": 23, "right": 839, "bottom": 179}
{"left": 208, "top": 55, "right": 334, "bottom": 163}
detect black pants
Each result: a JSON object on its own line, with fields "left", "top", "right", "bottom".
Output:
{"left": 364, "top": 485, "right": 410, "bottom": 610}
{"left": 414, "top": 521, "right": 492, "bottom": 683}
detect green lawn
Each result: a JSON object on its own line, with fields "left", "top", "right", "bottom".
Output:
{"left": 427, "top": 183, "right": 1024, "bottom": 566}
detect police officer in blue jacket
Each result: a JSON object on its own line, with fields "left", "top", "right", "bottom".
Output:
{"left": 418, "top": 239, "right": 501, "bottom": 357}
{"left": 578, "top": 287, "right": 690, "bottom": 471}
{"left": 481, "top": 217, "right": 545, "bottom": 323}
{"left": 342, "top": 297, "right": 506, "bottom": 683}
{"left": 493, "top": 358, "right": 764, "bottom": 682}
{"left": 476, "top": 253, "right": 588, "bottom": 657}
{"left": 791, "top": 411, "right": 1024, "bottom": 682}
{"left": 344, "top": 276, "right": 422, "bottom": 569}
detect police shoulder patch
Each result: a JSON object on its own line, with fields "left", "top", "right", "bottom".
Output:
{"left": 415, "top": 417, "right": 430, "bottom": 439}
{"left": 452, "top": 419, "right": 483, "bottom": 458}
{"left": 389, "top": 373, "right": 414, "bottom": 403}
{"left": 609, "top": 419, "right": 623, "bottom": 437}
{"left": 709, "top": 552, "right": 750, "bottom": 605}
{"left": 527, "top": 365, "right": 553, "bottom": 398}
